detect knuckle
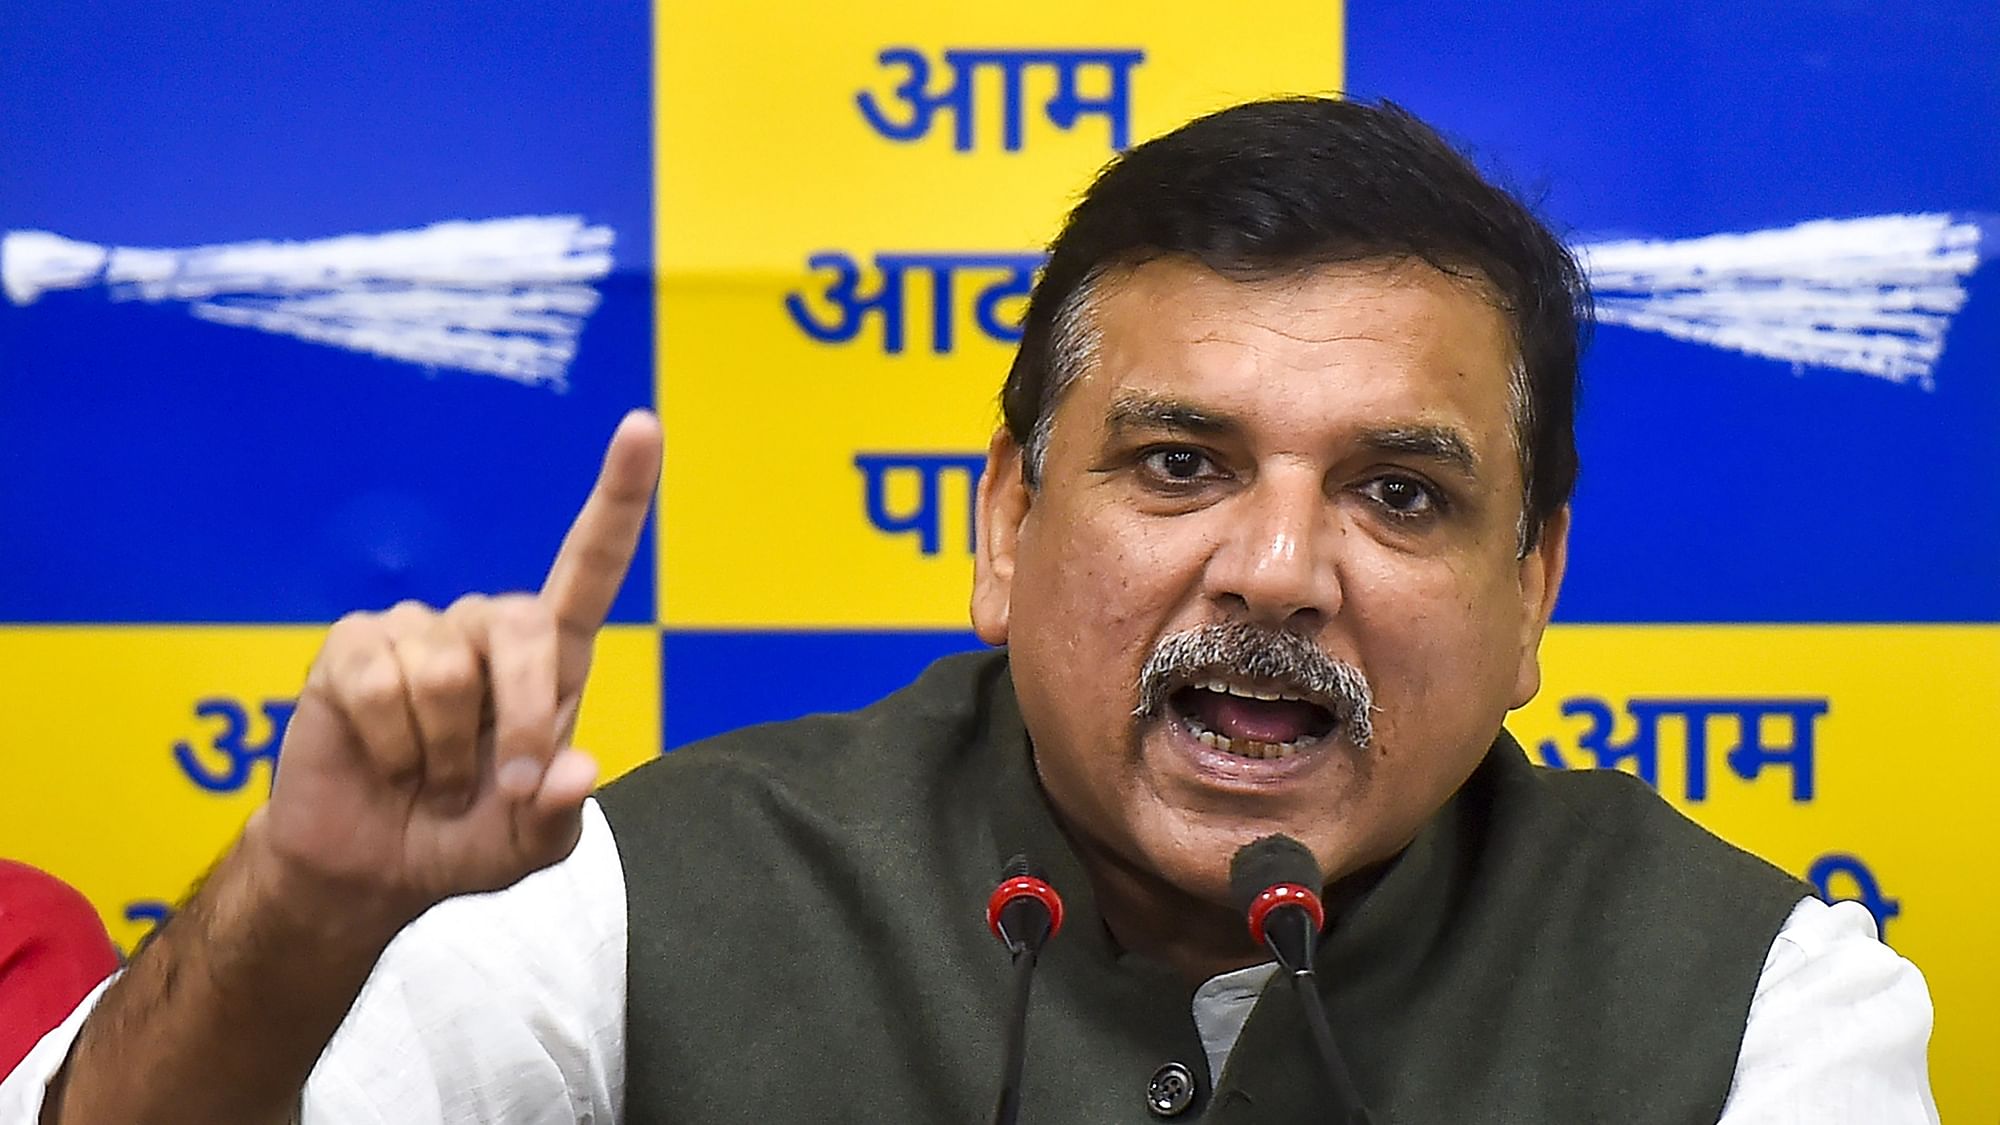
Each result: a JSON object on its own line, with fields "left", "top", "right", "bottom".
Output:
{"left": 383, "top": 599, "right": 435, "bottom": 625}
{"left": 491, "top": 596, "right": 555, "bottom": 639}
{"left": 330, "top": 608, "right": 377, "bottom": 632}
{"left": 328, "top": 624, "right": 391, "bottom": 682}
{"left": 409, "top": 647, "right": 482, "bottom": 703}
{"left": 346, "top": 653, "right": 409, "bottom": 711}
{"left": 325, "top": 611, "right": 384, "bottom": 650}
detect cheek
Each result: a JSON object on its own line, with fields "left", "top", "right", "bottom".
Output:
{"left": 1008, "top": 514, "right": 1134, "bottom": 721}
{"left": 1017, "top": 505, "right": 1198, "bottom": 643}
{"left": 1008, "top": 507, "right": 1215, "bottom": 788}
{"left": 1343, "top": 552, "right": 1524, "bottom": 722}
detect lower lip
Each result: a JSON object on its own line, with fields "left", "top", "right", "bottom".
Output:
{"left": 1155, "top": 711, "right": 1336, "bottom": 789}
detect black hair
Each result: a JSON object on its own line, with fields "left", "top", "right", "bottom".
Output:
{"left": 1001, "top": 97, "right": 1589, "bottom": 551}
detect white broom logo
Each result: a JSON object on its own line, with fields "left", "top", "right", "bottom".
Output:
{"left": 1582, "top": 212, "right": 1984, "bottom": 388}
{"left": 0, "top": 215, "right": 614, "bottom": 390}
{"left": 0, "top": 211, "right": 1987, "bottom": 389}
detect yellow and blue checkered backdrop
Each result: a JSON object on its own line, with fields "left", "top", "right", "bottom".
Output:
{"left": 2, "top": 1, "right": 1993, "bottom": 1115}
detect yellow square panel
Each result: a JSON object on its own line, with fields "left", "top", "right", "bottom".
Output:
{"left": 656, "top": 1, "right": 1343, "bottom": 628}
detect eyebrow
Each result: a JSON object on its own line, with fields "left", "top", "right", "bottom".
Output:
{"left": 1359, "top": 425, "right": 1480, "bottom": 478}
{"left": 1103, "top": 393, "right": 1482, "bottom": 477}
{"left": 1104, "top": 393, "right": 1240, "bottom": 440}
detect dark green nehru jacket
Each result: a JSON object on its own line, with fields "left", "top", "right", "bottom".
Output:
{"left": 597, "top": 651, "right": 1809, "bottom": 1124}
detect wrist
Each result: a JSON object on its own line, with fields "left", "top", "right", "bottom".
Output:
{"left": 232, "top": 811, "right": 422, "bottom": 956}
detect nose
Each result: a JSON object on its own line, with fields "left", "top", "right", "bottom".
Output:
{"left": 1203, "top": 466, "right": 1340, "bottom": 632}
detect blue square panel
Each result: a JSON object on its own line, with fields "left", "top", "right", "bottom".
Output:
{"left": 1350, "top": 2, "right": 1999, "bottom": 622}
{"left": 0, "top": 1, "right": 655, "bottom": 622}
{"left": 662, "top": 630, "right": 988, "bottom": 750}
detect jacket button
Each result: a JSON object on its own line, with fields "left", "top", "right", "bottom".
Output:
{"left": 1146, "top": 1061, "right": 1197, "bottom": 1117}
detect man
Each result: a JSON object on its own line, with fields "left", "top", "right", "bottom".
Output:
{"left": 3, "top": 98, "right": 1934, "bottom": 1124}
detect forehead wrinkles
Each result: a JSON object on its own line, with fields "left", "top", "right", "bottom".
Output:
{"left": 1182, "top": 317, "right": 1400, "bottom": 383}
{"left": 1157, "top": 276, "right": 1504, "bottom": 416}
{"left": 1138, "top": 260, "right": 1506, "bottom": 372}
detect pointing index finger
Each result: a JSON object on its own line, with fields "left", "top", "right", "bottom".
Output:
{"left": 540, "top": 410, "right": 662, "bottom": 637}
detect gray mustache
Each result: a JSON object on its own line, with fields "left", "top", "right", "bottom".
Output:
{"left": 1134, "top": 622, "right": 1376, "bottom": 748}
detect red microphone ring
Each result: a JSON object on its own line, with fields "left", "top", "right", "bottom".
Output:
{"left": 1245, "top": 883, "right": 1326, "bottom": 945}
{"left": 985, "top": 876, "right": 1066, "bottom": 943}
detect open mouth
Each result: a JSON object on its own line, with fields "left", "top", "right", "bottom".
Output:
{"left": 1167, "top": 679, "right": 1339, "bottom": 761}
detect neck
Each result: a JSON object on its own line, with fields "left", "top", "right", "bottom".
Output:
{"left": 1059, "top": 824, "right": 1404, "bottom": 987}
{"left": 1071, "top": 836, "right": 1271, "bottom": 986}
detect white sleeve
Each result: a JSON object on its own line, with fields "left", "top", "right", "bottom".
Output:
{"left": 0, "top": 798, "right": 627, "bottom": 1125}
{"left": 304, "top": 797, "right": 628, "bottom": 1124}
{"left": 1717, "top": 897, "right": 1939, "bottom": 1125}
{"left": 0, "top": 975, "right": 117, "bottom": 1124}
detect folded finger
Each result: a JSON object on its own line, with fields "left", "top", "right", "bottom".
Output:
{"left": 317, "top": 612, "right": 424, "bottom": 785}
{"left": 481, "top": 596, "right": 559, "bottom": 798}
{"left": 509, "top": 747, "right": 597, "bottom": 867}
{"left": 390, "top": 601, "right": 489, "bottom": 805}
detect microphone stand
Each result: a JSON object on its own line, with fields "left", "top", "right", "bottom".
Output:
{"left": 991, "top": 942, "right": 1040, "bottom": 1125}
{"left": 1284, "top": 968, "right": 1373, "bottom": 1125}
{"left": 987, "top": 859, "right": 1061, "bottom": 1125}
{"left": 1261, "top": 900, "right": 1374, "bottom": 1125}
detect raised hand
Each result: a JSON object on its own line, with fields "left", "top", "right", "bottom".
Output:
{"left": 39, "top": 413, "right": 664, "bottom": 1125}
{"left": 255, "top": 410, "right": 663, "bottom": 925}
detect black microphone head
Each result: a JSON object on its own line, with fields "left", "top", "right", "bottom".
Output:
{"left": 1229, "top": 834, "right": 1323, "bottom": 916}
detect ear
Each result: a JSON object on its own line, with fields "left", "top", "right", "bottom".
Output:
{"left": 971, "top": 428, "right": 1031, "bottom": 645}
{"left": 1509, "top": 503, "right": 1570, "bottom": 709}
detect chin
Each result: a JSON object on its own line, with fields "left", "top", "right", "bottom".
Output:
{"left": 1142, "top": 776, "right": 1428, "bottom": 901}
{"left": 1127, "top": 810, "right": 1319, "bottom": 907}
{"left": 1124, "top": 746, "right": 1370, "bottom": 888}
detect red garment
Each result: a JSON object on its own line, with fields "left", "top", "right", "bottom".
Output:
{"left": 0, "top": 860, "right": 119, "bottom": 1078}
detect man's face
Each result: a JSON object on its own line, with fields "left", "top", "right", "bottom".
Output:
{"left": 972, "top": 256, "right": 1567, "bottom": 905}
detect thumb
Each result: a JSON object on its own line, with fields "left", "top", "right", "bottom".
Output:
{"left": 507, "top": 747, "right": 599, "bottom": 868}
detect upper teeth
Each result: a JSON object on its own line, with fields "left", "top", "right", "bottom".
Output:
{"left": 1194, "top": 679, "right": 1312, "bottom": 704}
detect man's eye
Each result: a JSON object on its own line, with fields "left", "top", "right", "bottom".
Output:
{"left": 1140, "top": 448, "right": 1217, "bottom": 482}
{"left": 1360, "top": 475, "right": 1440, "bottom": 517}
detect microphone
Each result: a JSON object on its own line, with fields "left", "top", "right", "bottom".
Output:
{"left": 1229, "top": 835, "right": 1375, "bottom": 1125}
{"left": 986, "top": 856, "right": 1064, "bottom": 1125}
{"left": 1230, "top": 833, "right": 1328, "bottom": 975}
{"left": 988, "top": 855, "right": 1064, "bottom": 956}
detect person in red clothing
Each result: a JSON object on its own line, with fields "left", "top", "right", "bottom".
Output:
{"left": 0, "top": 861, "right": 120, "bottom": 1078}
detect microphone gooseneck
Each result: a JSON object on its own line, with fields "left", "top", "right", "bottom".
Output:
{"left": 1229, "top": 835, "right": 1375, "bottom": 1125}
{"left": 986, "top": 856, "right": 1064, "bottom": 1125}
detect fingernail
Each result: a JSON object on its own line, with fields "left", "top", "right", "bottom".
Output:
{"left": 497, "top": 757, "right": 544, "bottom": 797}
